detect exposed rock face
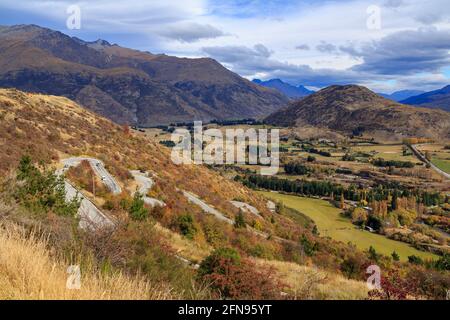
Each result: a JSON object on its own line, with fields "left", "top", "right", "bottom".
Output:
{"left": 0, "top": 24, "right": 288, "bottom": 125}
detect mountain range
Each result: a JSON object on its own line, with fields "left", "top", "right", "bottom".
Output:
{"left": 378, "top": 90, "right": 425, "bottom": 102}
{"left": 0, "top": 24, "right": 288, "bottom": 125}
{"left": 265, "top": 85, "right": 450, "bottom": 140}
{"left": 252, "top": 78, "right": 314, "bottom": 99}
{"left": 400, "top": 85, "right": 450, "bottom": 112}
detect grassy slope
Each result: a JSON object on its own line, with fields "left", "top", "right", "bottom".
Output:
{"left": 432, "top": 159, "right": 450, "bottom": 174}
{"left": 259, "top": 191, "right": 437, "bottom": 261}
{"left": 0, "top": 222, "right": 175, "bottom": 300}
{"left": 253, "top": 258, "right": 368, "bottom": 300}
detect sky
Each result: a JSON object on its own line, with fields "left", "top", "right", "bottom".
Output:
{"left": 0, "top": 0, "right": 449, "bottom": 93}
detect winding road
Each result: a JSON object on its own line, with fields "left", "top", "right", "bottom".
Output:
{"left": 58, "top": 157, "right": 117, "bottom": 230}
{"left": 182, "top": 191, "right": 234, "bottom": 225}
{"left": 230, "top": 200, "right": 261, "bottom": 217}
{"left": 409, "top": 144, "right": 450, "bottom": 180}
{"left": 130, "top": 170, "right": 165, "bottom": 207}
{"left": 64, "top": 180, "right": 115, "bottom": 230}
{"left": 61, "top": 157, "right": 122, "bottom": 194}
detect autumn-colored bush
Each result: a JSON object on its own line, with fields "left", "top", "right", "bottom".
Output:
{"left": 406, "top": 266, "right": 450, "bottom": 299}
{"left": 198, "top": 248, "right": 282, "bottom": 299}
{"left": 368, "top": 268, "right": 418, "bottom": 300}
{"left": 340, "top": 255, "right": 366, "bottom": 280}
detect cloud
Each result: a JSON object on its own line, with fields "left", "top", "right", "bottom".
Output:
{"left": 295, "top": 44, "right": 310, "bottom": 50}
{"left": 0, "top": 0, "right": 449, "bottom": 92}
{"left": 411, "top": 0, "right": 450, "bottom": 24}
{"left": 202, "top": 44, "right": 366, "bottom": 86}
{"left": 159, "top": 22, "right": 224, "bottom": 42}
{"left": 383, "top": 0, "right": 403, "bottom": 8}
{"left": 202, "top": 27, "right": 450, "bottom": 90}
{"left": 202, "top": 44, "right": 272, "bottom": 64}
{"left": 338, "top": 44, "right": 361, "bottom": 57}
{"left": 316, "top": 41, "right": 338, "bottom": 53}
{"left": 351, "top": 28, "right": 450, "bottom": 75}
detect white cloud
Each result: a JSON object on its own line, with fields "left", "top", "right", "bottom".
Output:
{"left": 0, "top": 0, "right": 449, "bottom": 91}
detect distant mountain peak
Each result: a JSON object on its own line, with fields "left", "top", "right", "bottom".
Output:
{"left": 252, "top": 78, "right": 314, "bottom": 99}
{"left": 378, "top": 89, "right": 426, "bottom": 102}
{"left": 91, "top": 39, "right": 111, "bottom": 46}
{"left": 401, "top": 84, "right": 450, "bottom": 112}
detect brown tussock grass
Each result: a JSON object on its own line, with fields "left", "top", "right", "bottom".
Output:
{"left": 0, "top": 222, "right": 177, "bottom": 300}
{"left": 253, "top": 258, "right": 369, "bottom": 300}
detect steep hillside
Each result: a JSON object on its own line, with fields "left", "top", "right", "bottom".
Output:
{"left": 1, "top": 89, "right": 448, "bottom": 300}
{"left": 0, "top": 221, "right": 175, "bottom": 300}
{"left": 0, "top": 88, "right": 369, "bottom": 265}
{"left": 253, "top": 79, "right": 314, "bottom": 99}
{"left": 0, "top": 88, "right": 272, "bottom": 220}
{"left": 265, "top": 85, "right": 450, "bottom": 141}
{"left": 401, "top": 85, "right": 450, "bottom": 112}
{"left": 0, "top": 88, "right": 382, "bottom": 299}
{"left": 0, "top": 24, "right": 287, "bottom": 125}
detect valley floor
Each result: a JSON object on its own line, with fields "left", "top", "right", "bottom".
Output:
{"left": 258, "top": 191, "right": 437, "bottom": 261}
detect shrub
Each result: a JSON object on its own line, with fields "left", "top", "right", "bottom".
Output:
{"left": 406, "top": 266, "right": 450, "bottom": 299}
{"left": 372, "top": 158, "right": 414, "bottom": 168}
{"left": 342, "top": 153, "right": 356, "bottom": 161}
{"left": 15, "top": 155, "right": 80, "bottom": 217}
{"left": 340, "top": 256, "right": 364, "bottom": 280}
{"left": 369, "top": 269, "right": 418, "bottom": 300}
{"left": 234, "top": 211, "right": 246, "bottom": 229}
{"left": 198, "top": 247, "right": 241, "bottom": 276}
{"left": 408, "top": 255, "right": 423, "bottom": 265}
{"left": 433, "top": 254, "right": 450, "bottom": 271}
{"left": 177, "top": 214, "right": 197, "bottom": 239}
{"left": 198, "top": 248, "right": 281, "bottom": 299}
{"left": 300, "top": 234, "right": 318, "bottom": 257}
{"left": 395, "top": 208, "right": 417, "bottom": 226}
{"left": 284, "top": 162, "right": 309, "bottom": 175}
{"left": 251, "top": 219, "right": 263, "bottom": 231}
{"left": 351, "top": 207, "right": 368, "bottom": 225}
{"left": 368, "top": 246, "right": 379, "bottom": 262}
{"left": 391, "top": 251, "right": 400, "bottom": 262}
{"left": 129, "top": 193, "right": 149, "bottom": 221}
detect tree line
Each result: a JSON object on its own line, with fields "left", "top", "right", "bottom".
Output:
{"left": 240, "top": 174, "right": 442, "bottom": 206}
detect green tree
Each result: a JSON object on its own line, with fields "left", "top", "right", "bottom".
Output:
{"left": 129, "top": 193, "right": 149, "bottom": 221}
{"left": 368, "top": 246, "right": 379, "bottom": 262}
{"left": 177, "top": 214, "right": 197, "bottom": 239}
{"left": 300, "top": 235, "right": 318, "bottom": 257}
{"left": 234, "top": 210, "right": 246, "bottom": 229}
{"left": 312, "top": 225, "right": 319, "bottom": 235}
{"left": 391, "top": 251, "right": 400, "bottom": 262}
{"left": 408, "top": 255, "right": 423, "bottom": 265}
{"left": 434, "top": 254, "right": 449, "bottom": 271}
{"left": 391, "top": 193, "right": 398, "bottom": 211}
{"left": 15, "top": 155, "right": 80, "bottom": 217}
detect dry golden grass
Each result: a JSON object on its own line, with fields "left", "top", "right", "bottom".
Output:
{"left": 253, "top": 258, "right": 369, "bottom": 300}
{"left": 155, "top": 223, "right": 212, "bottom": 263}
{"left": 0, "top": 222, "right": 177, "bottom": 300}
